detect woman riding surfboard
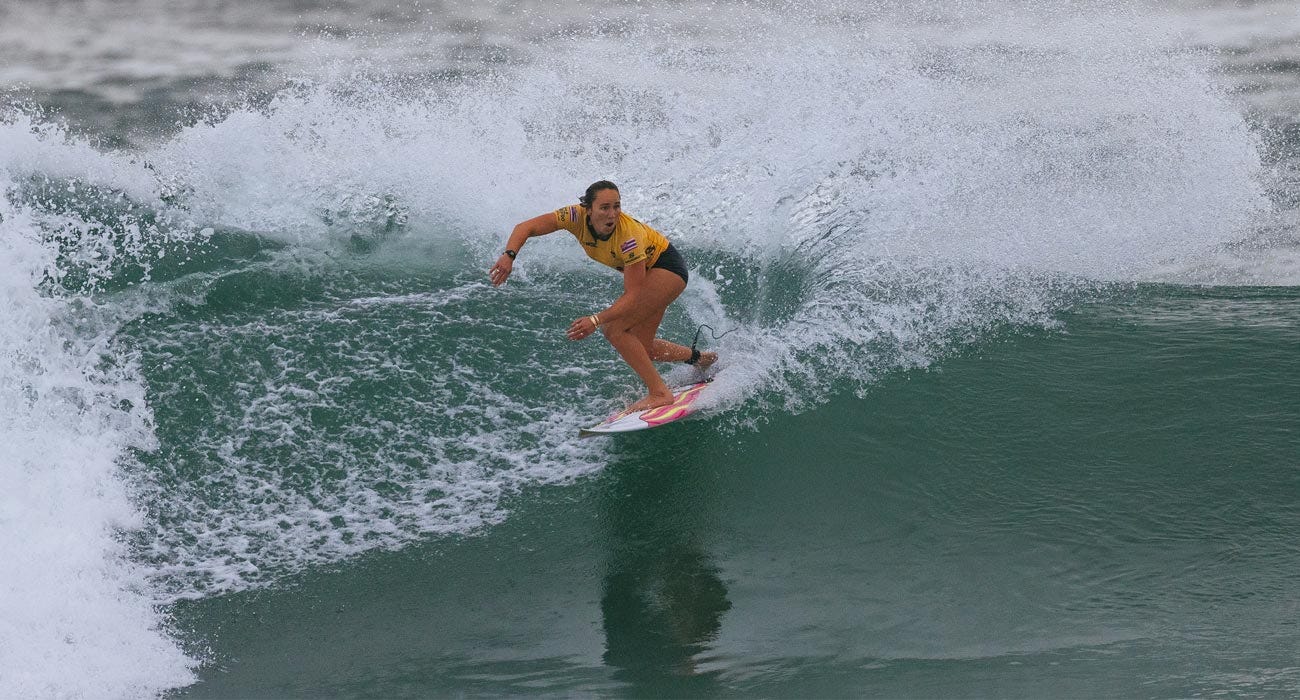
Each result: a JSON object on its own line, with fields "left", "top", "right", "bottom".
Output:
{"left": 489, "top": 180, "right": 717, "bottom": 413}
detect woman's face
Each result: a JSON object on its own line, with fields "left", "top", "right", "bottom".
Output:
{"left": 588, "top": 188, "right": 620, "bottom": 235}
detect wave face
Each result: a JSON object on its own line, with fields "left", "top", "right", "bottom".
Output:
{"left": 0, "top": 1, "right": 1287, "bottom": 697}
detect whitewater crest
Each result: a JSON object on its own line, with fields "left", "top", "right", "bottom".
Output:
{"left": 0, "top": 116, "right": 197, "bottom": 698}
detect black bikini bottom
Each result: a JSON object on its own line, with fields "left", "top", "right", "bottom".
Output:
{"left": 651, "top": 243, "right": 688, "bottom": 285}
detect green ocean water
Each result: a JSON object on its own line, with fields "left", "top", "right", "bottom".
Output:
{"left": 55, "top": 223, "right": 1263, "bottom": 692}
{"left": 132, "top": 261, "right": 1296, "bottom": 697}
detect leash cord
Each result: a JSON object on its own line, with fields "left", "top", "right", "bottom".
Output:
{"left": 689, "top": 323, "right": 740, "bottom": 352}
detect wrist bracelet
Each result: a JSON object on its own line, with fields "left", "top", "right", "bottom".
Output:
{"left": 504, "top": 249, "right": 517, "bottom": 259}
{"left": 590, "top": 314, "right": 601, "bottom": 327}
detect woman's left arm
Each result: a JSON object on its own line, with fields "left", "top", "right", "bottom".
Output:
{"left": 566, "top": 261, "right": 646, "bottom": 340}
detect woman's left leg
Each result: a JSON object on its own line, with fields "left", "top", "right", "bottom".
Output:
{"left": 647, "top": 337, "right": 716, "bottom": 368}
{"left": 638, "top": 314, "right": 716, "bottom": 367}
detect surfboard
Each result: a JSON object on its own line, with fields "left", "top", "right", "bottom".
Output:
{"left": 579, "top": 380, "right": 711, "bottom": 437}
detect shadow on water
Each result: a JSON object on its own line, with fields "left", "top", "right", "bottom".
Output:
{"left": 597, "top": 443, "right": 732, "bottom": 696}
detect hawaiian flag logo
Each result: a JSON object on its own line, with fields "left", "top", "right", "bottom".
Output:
{"left": 620, "top": 239, "right": 637, "bottom": 254}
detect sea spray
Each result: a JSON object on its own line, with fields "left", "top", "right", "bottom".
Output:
{"left": 0, "top": 119, "right": 195, "bottom": 698}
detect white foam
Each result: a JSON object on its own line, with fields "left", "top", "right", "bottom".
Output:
{"left": 125, "top": 286, "right": 615, "bottom": 598}
{"left": 130, "top": 9, "right": 1267, "bottom": 271}
{"left": 0, "top": 127, "right": 195, "bottom": 696}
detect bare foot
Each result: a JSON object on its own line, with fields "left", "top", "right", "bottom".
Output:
{"left": 625, "top": 391, "right": 676, "bottom": 414}
{"left": 694, "top": 351, "right": 718, "bottom": 370}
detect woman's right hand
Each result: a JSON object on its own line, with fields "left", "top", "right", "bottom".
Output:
{"left": 488, "top": 254, "right": 514, "bottom": 286}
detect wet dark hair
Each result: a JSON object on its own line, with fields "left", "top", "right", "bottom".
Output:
{"left": 580, "top": 180, "right": 619, "bottom": 207}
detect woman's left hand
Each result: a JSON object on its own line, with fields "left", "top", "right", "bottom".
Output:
{"left": 567, "top": 315, "right": 600, "bottom": 341}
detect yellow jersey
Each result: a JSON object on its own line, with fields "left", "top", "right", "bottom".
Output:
{"left": 553, "top": 205, "right": 670, "bottom": 271}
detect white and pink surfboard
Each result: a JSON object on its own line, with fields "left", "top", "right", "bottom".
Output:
{"left": 579, "top": 380, "right": 711, "bottom": 437}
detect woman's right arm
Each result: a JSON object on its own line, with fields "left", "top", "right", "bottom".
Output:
{"left": 489, "top": 213, "right": 561, "bottom": 286}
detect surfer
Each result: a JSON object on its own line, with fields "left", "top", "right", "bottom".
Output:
{"left": 489, "top": 180, "right": 716, "bottom": 412}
